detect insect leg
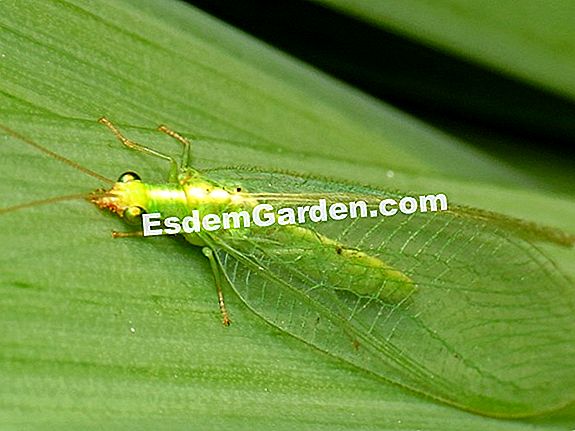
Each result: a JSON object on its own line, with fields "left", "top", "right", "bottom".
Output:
{"left": 202, "top": 247, "right": 231, "bottom": 326}
{"left": 99, "top": 117, "right": 179, "bottom": 181}
{"left": 112, "top": 230, "right": 181, "bottom": 238}
{"left": 157, "top": 125, "right": 193, "bottom": 169}
{"left": 112, "top": 230, "right": 144, "bottom": 238}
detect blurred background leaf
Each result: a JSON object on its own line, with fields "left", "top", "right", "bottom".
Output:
{"left": 314, "top": 0, "right": 575, "bottom": 99}
{"left": 0, "top": 0, "right": 574, "bottom": 429}
{"left": 191, "top": 0, "right": 575, "bottom": 195}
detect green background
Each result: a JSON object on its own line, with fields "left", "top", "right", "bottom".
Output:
{"left": 1, "top": 1, "right": 574, "bottom": 429}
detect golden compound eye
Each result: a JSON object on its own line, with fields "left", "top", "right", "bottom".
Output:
{"left": 123, "top": 206, "right": 146, "bottom": 225}
{"left": 118, "top": 171, "right": 141, "bottom": 183}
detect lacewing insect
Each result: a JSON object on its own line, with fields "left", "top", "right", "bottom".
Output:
{"left": 1, "top": 119, "right": 574, "bottom": 419}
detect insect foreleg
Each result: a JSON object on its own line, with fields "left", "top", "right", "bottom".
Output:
{"left": 202, "top": 247, "right": 231, "bottom": 326}
{"left": 99, "top": 117, "right": 179, "bottom": 182}
{"left": 111, "top": 230, "right": 144, "bottom": 238}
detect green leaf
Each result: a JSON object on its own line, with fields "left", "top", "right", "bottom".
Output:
{"left": 1, "top": 0, "right": 574, "bottom": 429}
{"left": 312, "top": 0, "right": 575, "bottom": 101}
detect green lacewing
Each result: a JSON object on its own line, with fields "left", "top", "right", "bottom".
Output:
{"left": 1, "top": 119, "right": 574, "bottom": 419}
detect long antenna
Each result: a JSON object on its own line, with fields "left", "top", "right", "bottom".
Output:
{"left": 0, "top": 192, "right": 90, "bottom": 214}
{"left": 0, "top": 122, "right": 114, "bottom": 184}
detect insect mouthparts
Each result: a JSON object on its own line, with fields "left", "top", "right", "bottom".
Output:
{"left": 88, "top": 189, "right": 112, "bottom": 201}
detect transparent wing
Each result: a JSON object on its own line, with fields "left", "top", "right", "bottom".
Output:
{"left": 203, "top": 168, "right": 575, "bottom": 417}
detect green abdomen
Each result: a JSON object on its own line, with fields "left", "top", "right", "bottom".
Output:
{"left": 239, "top": 225, "right": 416, "bottom": 304}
